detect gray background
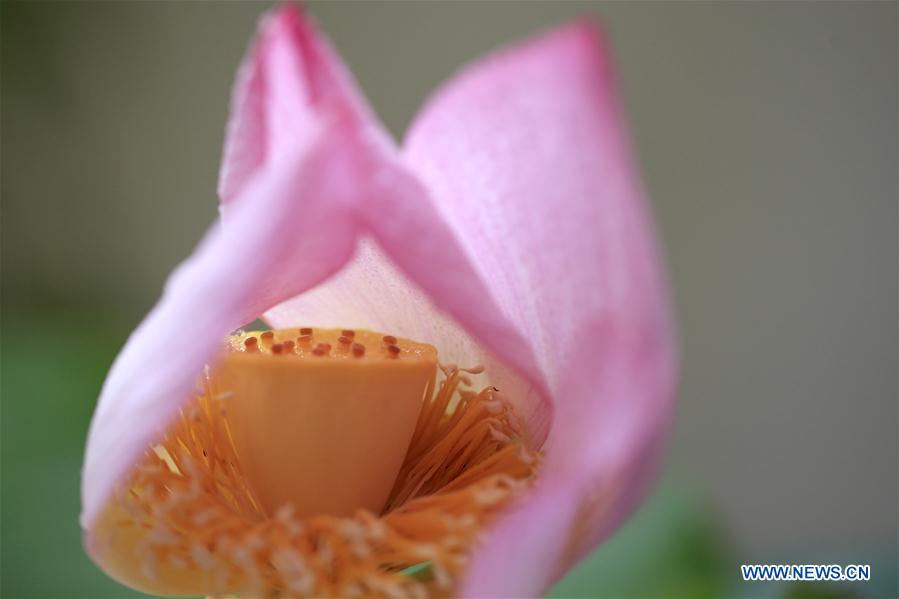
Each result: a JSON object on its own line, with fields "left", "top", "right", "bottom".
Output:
{"left": 2, "top": 1, "right": 896, "bottom": 595}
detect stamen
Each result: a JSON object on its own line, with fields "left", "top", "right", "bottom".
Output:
{"left": 94, "top": 328, "right": 539, "bottom": 597}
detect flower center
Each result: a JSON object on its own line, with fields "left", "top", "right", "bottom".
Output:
{"left": 218, "top": 328, "right": 438, "bottom": 518}
{"left": 89, "top": 328, "right": 539, "bottom": 597}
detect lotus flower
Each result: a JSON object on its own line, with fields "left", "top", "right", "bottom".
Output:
{"left": 80, "top": 4, "right": 677, "bottom": 597}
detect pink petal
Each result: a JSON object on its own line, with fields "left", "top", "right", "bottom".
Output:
{"left": 217, "top": 3, "right": 377, "bottom": 207}
{"left": 401, "top": 20, "right": 678, "bottom": 594}
{"left": 82, "top": 5, "right": 377, "bottom": 531}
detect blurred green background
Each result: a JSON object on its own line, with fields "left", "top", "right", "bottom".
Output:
{"left": 1, "top": 2, "right": 896, "bottom": 598}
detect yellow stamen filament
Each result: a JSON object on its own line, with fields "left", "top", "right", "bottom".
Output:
{"left": 90, "top": 328, "right": 539, "bottom": 597}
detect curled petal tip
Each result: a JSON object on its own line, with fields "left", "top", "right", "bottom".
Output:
{"left": 218, "top": 0, "right": 375, "bottom": 206}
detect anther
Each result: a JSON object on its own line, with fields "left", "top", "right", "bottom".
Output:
{"left": 297, "top": 335, "right": 312, "bottom": 346}
{"left": 338, "top": 335, "right": 352, "bottom": 345}
{"left": 260, "top": 331, "right": 274, "bottom": 345}
{"left": 352, "top": 343, "right": 365, "bottom": 358}
{"left": 244, "top": 337, "right": 259, "bottom": 352}
{"left": 341, "top": 329, "right": 356, "bottom": 338}
{"left": 271, "top": 343, "right": 284, "bottom": 355}
{"left": 312, "top": 343, "right": 331, "bottom": 356}
{"left": 382, "top": 335, "right": 397, "bottom": 345}
{"left": 386, "top": 344, "right": 401, "bottom": 358}
{"left": 282, "top": 340, "right": 295, "bottom": 353}
{"left": 299, "top": 327, "right": 313, "bottom": 336}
